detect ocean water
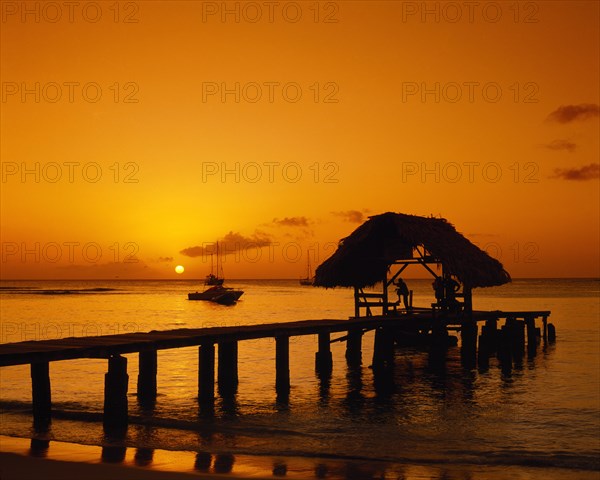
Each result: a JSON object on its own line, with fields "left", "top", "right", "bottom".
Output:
{"left": 0, "top": 278, "right": 599, "bottom": 478}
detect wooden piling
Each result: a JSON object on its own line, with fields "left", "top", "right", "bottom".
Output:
{"left": 548, "top": 323, "right": 556, "bottom": 342}
{"left": 218, "top": 341, "right": 238, "bottom": 396}
{"left": 477, "top": 334, "right": 489, "bottom": 370}
{"left": 315, "top": 332, "right": 333, "bottom": 373}
{"left": 372, "top": 327, "right": 394, "bottom": 369}
{"left": 198, "top": 341, "right": 215, "bottom": 403}
{"left": 103, "top": 355, "right": 128, "bottom": 429}
{"left": 525, "top": 316, "right": 538, "bottom": 357}
{"left": 345, "top": 328, "right": 362, "bottom": 366}
{"left": 542, "top": 315, "right": 548, "bottom": 341}
{"left": 514, "top": 320, "right": 526, "bottom": 356}
{"left": 497, "top": 325, "right": 512, "bottom": 370}
{"left": 137, "top": 349, "right": 157, "bottom": 403}
{"left": 275, "top": 336, "right": 290, "bottom": 394}
{"left": 460, "top": 322, "right": 478, "bottom": 364}
{"left": 30, "top": 361, "right": 51, "bottom": 427}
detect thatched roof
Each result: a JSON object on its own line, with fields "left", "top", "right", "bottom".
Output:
{"left": 314, "top": 212, "right": 511, "bottom": 289}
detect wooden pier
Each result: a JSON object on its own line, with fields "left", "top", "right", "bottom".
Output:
{"left": 0, "top": 309, "right": 552, "bottom": 429}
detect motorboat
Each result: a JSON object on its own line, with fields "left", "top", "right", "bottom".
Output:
{"left": 188, "top": 285, "right": 244, "bottom": 305}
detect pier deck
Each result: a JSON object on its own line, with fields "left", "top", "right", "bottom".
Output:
{"left": 0, "top": 309, "right": 549, "bottom": 367}
{"left": 0, "top": 308, "right": 552, "bottom": 429}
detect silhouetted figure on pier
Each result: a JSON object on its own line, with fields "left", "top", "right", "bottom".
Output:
{"left": 445, "top": 276, "right": 461, "bottom": 311}
{"left": 394, "top": 277, "right": 410, "bottom": 310}
{"left": 432, "top": 275, "right": 462, "bottom": 314}
{"left": 433, "top": 277, "right": 444, "bottom": 304}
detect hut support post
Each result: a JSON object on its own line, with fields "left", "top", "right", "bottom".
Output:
{"left": 542, "top": 316, "right": 548, "bottom": 342}
{"left": 103, "top": 355, "right": 128, "bottom": 430}
{"left": 315, "top": 332, "right": 333, "bottom": 373}
{"left": 198, "top": 341, "right": 215, "bottom": 404}
{"left": 353, "top": 287, "right": 360, "bottom": 318}
{"left": 137, "top": 350, "right": 157, "bottom": 403}
{"left": 31, "top": 362, "right": 51, "bottom": 427}
{"left": 275, "top": 336, "right": 290, "bottom": 395}
{"left": 345, "top": 328, "right": 362, "bottom": 366}
{"left": 218, "top": 341, "right": 238, "bottom": 396}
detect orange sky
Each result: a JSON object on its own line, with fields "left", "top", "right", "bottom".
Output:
{"left": 1, "top": 0, "right": 599, "bottom": 280}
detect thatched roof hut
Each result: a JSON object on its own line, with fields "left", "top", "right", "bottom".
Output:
{"left": 314, "top": 212, "right": 511, "bottom": 289}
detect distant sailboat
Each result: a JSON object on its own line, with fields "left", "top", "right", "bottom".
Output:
{"left": 205, "top": 242, "right": 224, "bottom": 286}
{"left": 299, "top": 253, "right": 314, "bottom": 286}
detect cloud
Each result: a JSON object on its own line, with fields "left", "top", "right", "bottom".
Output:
{"left": 546, "top": 104, "right": 599, "bottom": 123}
{"left": 550, "top": 163, "right": 600, "bottom": 181}
{"left": 543, "top": 139, "right": 577, "bottom": 153}
{"left": 180, "top": 231, "right": 273, "bottom": 258}
{"left": 332, "top": 210, "right": 366, "bottom": 223}
{"left": 272, "top": 217, "right": 309, "bottom": 227}
{"left": 157, "top": 256, "right": 174, "bottom": 263}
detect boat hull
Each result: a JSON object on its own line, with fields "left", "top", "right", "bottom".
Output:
{"left": 188, "top": 287, "right": 244, "bottom": 304}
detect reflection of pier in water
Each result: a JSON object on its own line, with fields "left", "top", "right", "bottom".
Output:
{"left": 0, "top": 308, "right": 552, "bottom": 431}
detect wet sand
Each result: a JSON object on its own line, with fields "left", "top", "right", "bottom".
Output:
{"left": 2, "top": 435, "right": 599, "bottom": 480}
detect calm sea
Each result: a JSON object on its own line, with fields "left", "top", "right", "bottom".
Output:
{"left": 0, "top": 278, "right": 599, "bottom": 478}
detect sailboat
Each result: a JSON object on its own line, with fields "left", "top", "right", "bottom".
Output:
{"left": 299, "top": 253, "right": 314, "bottom": 286}
{"left": 205, "top": 242, "right": 224, "bottom": 286}
{"left": 190, "top": 241, "right": 244, "bottom": 304}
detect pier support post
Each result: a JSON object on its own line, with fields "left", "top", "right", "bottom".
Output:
{"left": 345, "top": 329, "right": 362, "bottom": 366}
{"left": 514, "top": 320, "right": 525, "bottom": 360}
{"left": 275, "top": 336, "right": 290, "bottom": 395}
{"left": 103, "top": 355, "right": 128, "bottom": 430}
{"left": 477, "top": 318, "right": 496, "bottom": 369}
{"left": 542, "top": 316, "right": 548, "bottom": 342}
{"left": 372, "top": 328, "right": 394, "bottom": 369}
{"left": 137, "top": 349, "right": 157, "bottom": 405}
{"left": 315, "top": 332, "right": 333, "bottom": 374}
{"left": 218, "top": 341, "right": 238, "bottom": 396}
{"left": 460, "top": 322, "right": 478, "bottom": 366}
{"left": 547, "top": 323, "right": 556, "bottom": 342}
{"left": 198, "top": 341, "right": 215, "bottom": 404}
{"left": 31, "top": 362, "right": 51, "bottom": 428}
{"left": 525, "top": 316, "right": 537, "bottom": 356}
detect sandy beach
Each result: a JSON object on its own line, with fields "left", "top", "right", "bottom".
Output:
{"left": 2, "top": 434, "right": 599, "bottom": 480}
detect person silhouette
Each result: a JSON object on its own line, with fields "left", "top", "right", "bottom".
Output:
{"left": 394, "top": 277, "right": 410, "bottom": 310}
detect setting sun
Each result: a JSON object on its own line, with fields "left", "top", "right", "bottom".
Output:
{"left": 175, "top": 265, "right": 184, "bottom": 274}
